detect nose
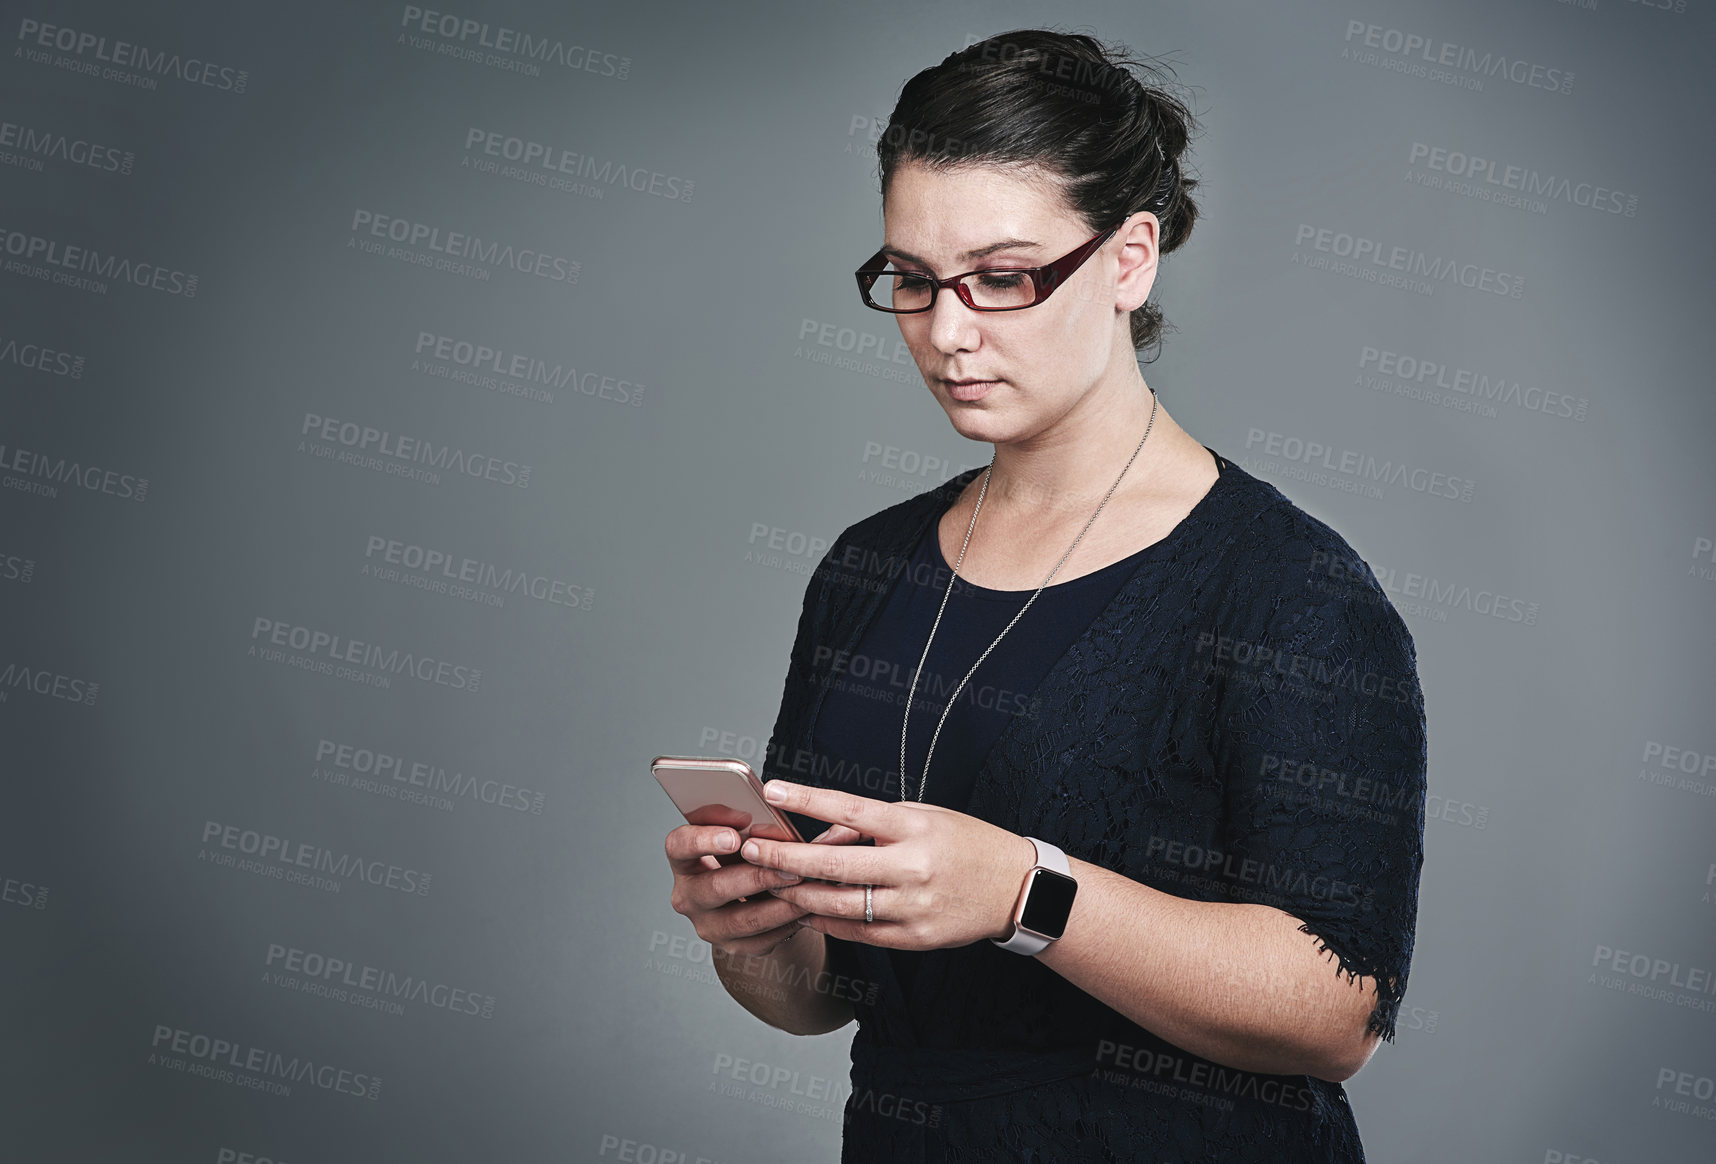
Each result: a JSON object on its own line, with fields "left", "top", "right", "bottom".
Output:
{"left": 926, "top": 285, "right": 981, "bottom": 355}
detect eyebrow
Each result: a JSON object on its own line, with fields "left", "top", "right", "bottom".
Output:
{"left": 882, "top": 238, "right": 1042, "bottom": 267}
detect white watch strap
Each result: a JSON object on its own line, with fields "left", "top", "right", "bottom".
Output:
{"left": 992, "top": 837, "right": 1070, "bottom": 956}
{"left": 1029, "top": 837, "right": 1070, "bottom": 877}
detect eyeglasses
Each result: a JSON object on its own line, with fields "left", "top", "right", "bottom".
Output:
{"left": 854, "top": 226, "right": 1119, "bottom": 314}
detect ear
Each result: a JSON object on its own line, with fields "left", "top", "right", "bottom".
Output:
{"left": 1113, "top": 211, "right": 1160, "bottom": 313}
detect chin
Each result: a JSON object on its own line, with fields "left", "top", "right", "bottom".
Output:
{"left": 941, "top": 406, "right": 1009, "bottom": 445}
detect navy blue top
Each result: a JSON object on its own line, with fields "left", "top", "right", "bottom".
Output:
{"left": 762, "top": 447, "right": 1427, "bottom": 1163}
{"left": 814, "top": 451, "right": 1233, "bottom": 998}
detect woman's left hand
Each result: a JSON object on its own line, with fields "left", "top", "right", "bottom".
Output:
{"left": 742, "top": 780, "right": 1037, "bottom": 950}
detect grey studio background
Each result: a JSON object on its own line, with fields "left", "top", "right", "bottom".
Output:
{"left": 1, "top": 0, "right": 1713, "bottom": 1161}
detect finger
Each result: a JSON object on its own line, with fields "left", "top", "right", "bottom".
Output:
{"left": 741, "top": 834, "right": 883, "bottom": 886}
{"left": 798, "top": 913, "right": 913, "bottom": 949}
{"left": 762, "top": 780, "right": 902, "bottom": 841}
{"left": 687, "top": 858, "right": 804, "bottom": 912}
{"left": 811, "top": 824, "right": 867, "bottom": 845}
{"left": 711, "top": 896, "right": 809, "bottom": 943}
{"left": 665, "top": 824, "right": 742, "bottom": 873}
{"left": 766, "top": 879, "right": 879, "bottom": 923}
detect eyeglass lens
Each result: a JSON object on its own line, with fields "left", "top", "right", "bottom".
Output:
{"left": 865, "top": 267, "right": 1038, "bottom": 312}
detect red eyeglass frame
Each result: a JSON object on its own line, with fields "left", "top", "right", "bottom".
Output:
{"left": 854, "top": 226, "right": 1120, "bottom": 313}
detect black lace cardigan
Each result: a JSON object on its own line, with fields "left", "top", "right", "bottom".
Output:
{"left": 760, "top": 455, "right": 1428, "bottom": 1162}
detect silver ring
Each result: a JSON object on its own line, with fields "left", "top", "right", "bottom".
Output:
{"left": 864, "top": 884, "right": 873, "bottom": 924}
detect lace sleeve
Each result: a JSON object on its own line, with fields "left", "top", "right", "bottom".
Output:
{"left": 1212, "top": 526, "right": 1429, "bottom": 1042}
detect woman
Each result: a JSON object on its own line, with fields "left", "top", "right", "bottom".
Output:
{"left": 665, "top": 28, "right": 1427, "bottom": 1162}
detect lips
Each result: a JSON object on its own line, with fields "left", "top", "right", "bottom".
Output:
{"left": 943, "top": 378, "right": 997, "bottom": 402}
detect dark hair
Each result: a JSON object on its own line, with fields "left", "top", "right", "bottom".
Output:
{"left": 875, "top": 28, "right": 1201, "bottom": 361}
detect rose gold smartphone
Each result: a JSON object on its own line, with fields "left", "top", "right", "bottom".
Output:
{"left": 649, "top": 755, "right": 806, "bottom": 852}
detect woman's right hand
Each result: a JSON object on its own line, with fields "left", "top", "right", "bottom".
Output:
{"left": 666, "top": 817, "right": 863, "bottom": 959}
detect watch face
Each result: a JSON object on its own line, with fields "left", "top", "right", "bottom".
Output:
{"left": 1019, "top": 868, "right": 1078, "bottom": 940}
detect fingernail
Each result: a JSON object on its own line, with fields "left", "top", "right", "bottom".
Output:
{"left": 741, "top": 841, "right": 760, "bottom": 862}
{"left": 717, "top": 832, "right": 738, "bottom": 852}
{"left": 776, "top": 871, "right": 800, "bottom": 884}
{"left": 763, "top": 782, "right": 787, "bottom": 802}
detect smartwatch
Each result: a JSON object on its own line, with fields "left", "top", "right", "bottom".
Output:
{"left": 991, "top": 837, "right": 1078, "bottom": 956}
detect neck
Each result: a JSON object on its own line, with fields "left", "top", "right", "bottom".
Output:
{"left": 982, "top": 367, "right": 1186, "bottom": 519}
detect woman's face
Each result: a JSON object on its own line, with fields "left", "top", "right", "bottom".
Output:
{"left": 881, "top": 160, "right": 1156, "bottom": 447}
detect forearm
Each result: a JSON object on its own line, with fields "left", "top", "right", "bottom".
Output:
{"left": 1036, "top": 858, "right": 1380, "bottom": 1081}
{"left": 711, "top": 928, "right": 855, "bottom": 1037}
